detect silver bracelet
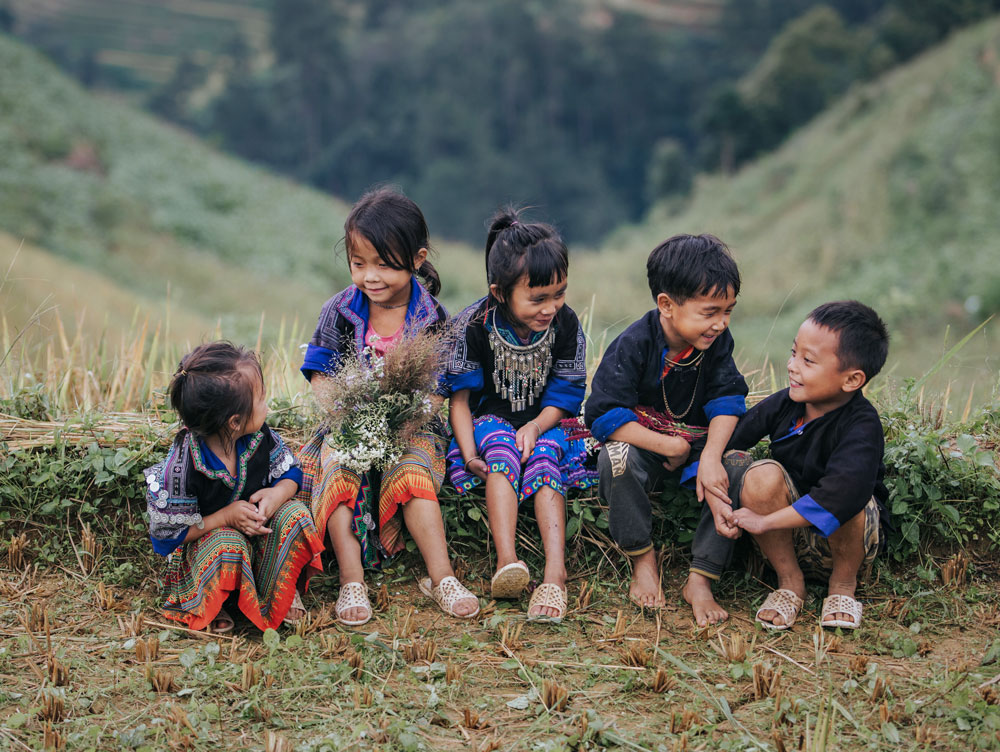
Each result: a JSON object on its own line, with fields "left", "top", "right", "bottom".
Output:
{"left": 528, "top": 419, "right": 542, "bottom": 435}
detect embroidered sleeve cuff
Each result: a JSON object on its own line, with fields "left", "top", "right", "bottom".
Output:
{"left": 540, "top": 376, "right": 585, "bottom": 415}
{"left": 277, "top": 466, "right": 303, "bottom": 490}
{"left": 300, "top": 345, "right": 338, "bottom": 381}
{"left": 445, "top": 368, "right": 484, "bottom": 395}
{"left": 792, "top": 494, "right": 841, "bottom": 537}
{"left": 704, "top": 395, "right": 747, "bottom": 421}
{"left": 150, "top": 529, "right": 187, "bottom": 557}
{"left": 591, "top": 407, "right": 638, "bottom": 443}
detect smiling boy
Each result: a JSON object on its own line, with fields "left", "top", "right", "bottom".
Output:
{"left": 727, "top": 301, "right": 890, "bottom": 630}
{"left": 585, "top": 234, "right": 748, "bottom": 625}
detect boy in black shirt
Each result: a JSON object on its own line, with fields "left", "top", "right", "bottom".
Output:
{"left": 585, "top": 235, "right": 748, "bottom": 626}
{"left": 729, "top": 301, "right": 889, "bottom": 630}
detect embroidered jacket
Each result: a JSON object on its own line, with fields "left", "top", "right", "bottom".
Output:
{"left": 445, "top": 297, "right": 587, "bottom": 428}
{"left": 727, "top": 389, "right": 888, "bottom": 537}
{"left": 143, "top": 423, "right": 302, "bottom": 556}
{"left": 301, "top": 278, "right": 448, "bottom": 382}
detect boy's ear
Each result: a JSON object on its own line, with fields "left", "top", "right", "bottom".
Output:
{"left": 227, "top": 414, "right": 243, "bottom": 433}
{"left": 656, "top": 293, "right": 674, "bottom": 316}
{"left": 414, "top": 247, "right": 428, "bottom": 270}
{"left": 841, "top": 369, "right": 867, "bottom": 394}
{"left": 489, "top": 283, "right": 504, "bottom": 303}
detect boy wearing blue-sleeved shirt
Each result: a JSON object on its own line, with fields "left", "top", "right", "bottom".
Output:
{"left": 729, "top": 301, "right": 890, "bottom": 631}
{"left": 585, "top": 234, "right": 748, "bottom": 626}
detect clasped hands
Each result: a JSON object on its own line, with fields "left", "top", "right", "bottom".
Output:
{"left": 224, "top": 487, "right": 289, "bottom": 537}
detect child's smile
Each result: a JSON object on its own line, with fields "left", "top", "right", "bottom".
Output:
{"left": 348, "top": 232, "right": 419, "bottom": 309}
{"left": 657, "top": 288, "right": 736, "bottom": 354}
{"left": 495, "top": 274, "right": 567, "bottom": 337}
{"left": 786, "top": 318, "right": 859, "bottom": 414}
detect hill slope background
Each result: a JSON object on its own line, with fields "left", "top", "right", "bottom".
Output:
{"left": 577, "top": 16, "right": 1000, "bottom": 404}
{"left": 1, "top": 19, "right": 999, "bottom": 404}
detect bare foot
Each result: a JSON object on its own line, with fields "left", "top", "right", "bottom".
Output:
{"left": 628, "top": 549, "right": 666, "bottom": 609}
{"left": 682, "top": 572, "right": 728, "bottom": 626}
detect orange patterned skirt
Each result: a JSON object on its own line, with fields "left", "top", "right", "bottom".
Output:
{"left": 161, "top": 499, "right": 323, "bottom": 631}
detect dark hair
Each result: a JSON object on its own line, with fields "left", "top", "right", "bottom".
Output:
{"left": 646, "top": 234, "right": 740, "bottom": 302}
{"left": 344, "top": 186, "right": 441, "bottom": 296}
{"left": 169, "top": 341, "right": 263, "bottom": 448}
{"left": 807, "top": 301, "right": 889, "bottom": 384}
{"left": 485, "top": 208, "right": 568, "bottom": 319}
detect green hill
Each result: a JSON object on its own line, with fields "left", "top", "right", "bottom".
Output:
{"left": 575, "top": 16, "right": 1000, "bottom": 404}
{"left": 0, "top": 31, "right": 484, "bottom": 351}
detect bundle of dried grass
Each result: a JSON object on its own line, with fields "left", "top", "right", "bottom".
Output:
{"left": 314, "top": 330, "right": 446, "bottom": 473}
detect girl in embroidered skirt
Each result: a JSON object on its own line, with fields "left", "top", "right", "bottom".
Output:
{"left": 446, "top": 209, "right": 596, "bottom": 622}
{"left": 298, "top": 187, "right": 479, "bottom": 626}
{"left": 144, "top": 342, "right": 324, "bottom": 633}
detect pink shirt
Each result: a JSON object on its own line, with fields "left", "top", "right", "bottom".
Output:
{"left": 364, "top": 322, "right": 404, "bottom": 356}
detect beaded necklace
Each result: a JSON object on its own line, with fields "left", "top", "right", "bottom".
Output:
{"left": 487, "top": 308, "right": 555, "bottom": 412}
{"left": 660, "top": 347, "right": 705, "bottom": 421}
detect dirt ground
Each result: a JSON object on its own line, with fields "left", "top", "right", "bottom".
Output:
{"left": 1, "top": 554, "right": 999, "bottom": 752}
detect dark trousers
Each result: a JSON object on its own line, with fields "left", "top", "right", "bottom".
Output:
{"left": 597, "top": 442, "right": 750, "bottom": 579}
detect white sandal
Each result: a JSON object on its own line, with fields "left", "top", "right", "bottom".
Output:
{"left": 335, "top": 582, "right": 372, "bottom": 626}
{"left": 755, "top": 588, "right": 804, "bottom": 631}
{"left": 418, "top": 576, "right": 480, "bottom": 619}
{"left": 527, "top": 583, "right": 567, "bottom": 623}
{"left": 821, "top": 594, "right": 862, "bottom": 630}
{"left": 282, "top": 591, "right": 306, "bottom": 627}
{"left": 490, "top": 560, "right": 530, "bottom": 599}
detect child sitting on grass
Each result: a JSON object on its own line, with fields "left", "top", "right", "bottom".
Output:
{"left": 585, "top": 234, "right": 748, "bottom": 626}
{"left": 144, "top": 342, "right": 324, "bottom": 633}
{"left": 728, "top": 300, "right": 890, "bottom": 630}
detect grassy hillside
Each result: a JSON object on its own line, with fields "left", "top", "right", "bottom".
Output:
{"left": 0, "top": 31, "right": 485, "bottom": 354}
{"left": 8, "top": 0, "right": 722, "bottom": 90}
{"left": 575, "top": 16, "right": 1000, "bottom": 404}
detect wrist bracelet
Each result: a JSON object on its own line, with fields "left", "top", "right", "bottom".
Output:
{"left": 464, "top": 455, "right": 482, "bottom": 470}
{"left": 528, "top": 420, "right": 542, "bottom": 435}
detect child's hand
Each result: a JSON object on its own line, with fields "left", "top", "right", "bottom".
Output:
{"left": 706, "top": 495, "right": 740, "bottom": 539}
{"left": 225, "top": 501, "right": 272, "bottom": 537}
{"left": 249, "top": 485, "right": 290, "bottom": 522}
{"left": 731, "top": 508, "right": 769, "bottom": 535}
{"left": 466, "top": 457, "right": 488, "bottom": 481}
{"left": 515, "top": 421, "right": 541, "bottom": 464}
{"left": 660, "top": 435, "right": 691, "bottom": 471}
{"left": 696, "top": 457, "right": 730, "bottom": 506}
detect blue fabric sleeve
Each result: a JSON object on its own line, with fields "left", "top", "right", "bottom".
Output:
{"left": 150, "top": 529, "right": 187, "bottom": 557}
{"left": 792, "top": 494, "right": 841, "bottom": 537}
{"left": 301, "top": 344, "right": 338, "bottom": 381}
{"left": 679, "top": 460, "right": 699, "bottom": 489}
{"left": 277, "top": 466, "right": 303, "bottom": 490}
{"left": 704, "top": 395, "right": 747, "bottom": 421}
{"left": 591, "top": 407, "right": 638, "bottom": 443}
{"left": 445, "top": 368, "right": 484, "bottom": 394}
{"left": 540, "top": 376, "right": 585, "bottom": 414}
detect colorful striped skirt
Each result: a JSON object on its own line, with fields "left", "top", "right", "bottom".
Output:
{"left": 446, "top": 415, "right": 598, "bottom": 502}
{"left": 296, "top": 428, "right": 447, "bottom": 567}
{"left": 161, "top": 499, "right": 323, "bottom": 631}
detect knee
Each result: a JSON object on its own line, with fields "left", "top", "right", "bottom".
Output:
{"left": 740, "top": 464, "right": 789, "bottom": 512}
{"left": 598, "top": 441, "right": 637, "bottom": 482}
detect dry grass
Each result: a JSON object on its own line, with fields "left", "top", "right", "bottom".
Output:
{"left": 0, "top": 563, "right": 996, "bottom": 751}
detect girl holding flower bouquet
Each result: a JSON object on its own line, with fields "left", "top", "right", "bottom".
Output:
{"left": 299, "top": 187, "right": 479, "bottom": 625}
{"left": 446, "top": 209, "right": 597, "bottom": 622}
